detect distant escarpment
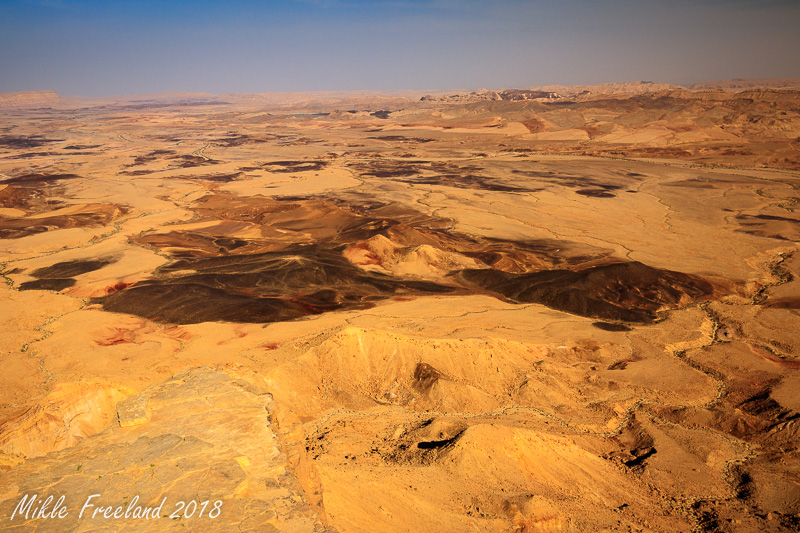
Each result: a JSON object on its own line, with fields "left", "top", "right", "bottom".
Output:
{"left": 421, "top": 89, "right": 560, "bottom": 103}
{"left": 0, "top": 90, "right": 65, "bottom": 109}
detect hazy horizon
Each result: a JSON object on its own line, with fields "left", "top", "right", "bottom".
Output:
{"left": 1, "top": 0, "right": 799, "bottom": 97}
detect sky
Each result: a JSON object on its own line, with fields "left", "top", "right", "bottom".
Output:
{"left": 0, "top": 0, "right": 798, "bottom": 96}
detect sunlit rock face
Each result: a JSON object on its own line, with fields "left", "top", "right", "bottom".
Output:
{"left": 0, "top": 370, "right": 324, "bottom": 531}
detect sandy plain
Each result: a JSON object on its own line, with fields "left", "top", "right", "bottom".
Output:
{"left": 0, "top": 83, "right": 799, "bottom": 532}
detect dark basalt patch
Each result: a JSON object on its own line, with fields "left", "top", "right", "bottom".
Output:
{"left": 628, "top": 147, "right": 692, "bottom": 158}
{"left": 741, "top": 232, "right": 793, "bottom": 241}
{"left": 62, "top": 144, "right": 102, "bottom": 150}
{"left": 290, "top": 113, "right": 330, "bottom": 118}
{"left": 105, "top": 195, "right": 724, "bottom": 325}
{"left": 31, "top": 258, "right": 116, "bottom": 279}
{"left": 4, "top": 152, "right": 59, "bottom": 159}
{"left": 101, "top": 283, "right": 312, "bottom": 324}
{"left": 97, "top": 245, "right": 459, "bottom": 324}
{"left": 117, "top": 170, "right": 156, "bottom": 176}
{"left": 16, "top": 258, "right": 116, "bottom": 292}
{"left": 0, "top": 135, "right": 63, "bottom": 149}
{"left": 173, "top": 155, "right": 221, "bottom": 168}
{"left": 106, "top": 237, "right": 717, "bottom": 325}
{"left": 738, "top": 214, "right": 800, "bottom": 224}
{"left": 198, "top": 172, "right": 249, "bottom": 182}
{"left": 576, "top": 189, "right": 616, "bottom": 198}
{"left": 171, "top": 172, "right": 249, "bottom": 183}
{"left": 511, "top": 169, "right": 629, "bottom": 193}
{"left": 665, "top": 179, "right": 717, "bottom": 189}
{"left": 735, "top": 212, "right": 800, "bottom": 241}
{"left": 593, "top": 321, "right": 633, "bottom": 332}
{"left": 19, "top": 278, "right": 76, "bottom": 291}
{"left": 354, "top": 161, "right": 539, "bottom": 191}
{"left": 761, "top": 297, "right": 800, "bottom": 309}
{"left": 367, "top": 136, "right": 435, "bottom": 143}
{"left": 261, "top": 160, "right": 329, "bottom": 173}
{"left": 0, "top": 216, "right": 86, "bottom": 239}
{"left": 0, "top": 206, "right": 126, "bottom": 239}
{"left": 453, "top": 261, "right": 717, "bottom": 323}
{"left": 211, "top": 134, "right": 274, "bottom": 147}
{"left": 276, "top": 136, "right": 323, "bottom": 146}
{"left": 126, "top": 150, "right": 221, "bottom": 168}
{"left": 362, "top": 168, "right": 420, "bottom": 178}
{"left": 128, "top": 149, "right": 177, "bottom": 166}
{"left": 400, "top": 174, "right": 542, "bottom": 192}
{"left": 0, "top": 173, "right": 82, "bottom": 187}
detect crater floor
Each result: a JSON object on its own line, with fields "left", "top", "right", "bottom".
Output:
{"left": 1, "top": 88, "right": 799, "bottom": 532}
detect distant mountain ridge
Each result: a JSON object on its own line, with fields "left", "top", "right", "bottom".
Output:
{"left": 0, "top": 90, "right": 65, "bottom": 108}
{"left": 690, "top": 78, "right": 800, "bottom": 90}
{"left": 419, "top": 79, "right": 800, "bottom": 103}
{"left": 2, "top": 78, "right": 798, "bottom": 110}
{"left": 525, "top": 78, "right": 800, "bottom": 98}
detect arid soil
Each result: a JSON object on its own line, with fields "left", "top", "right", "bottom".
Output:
{"left": 0, "top": 83, "right": 799, "bottom": 532}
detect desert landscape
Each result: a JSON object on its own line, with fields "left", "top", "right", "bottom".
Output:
{"left": 0, "top": 80, "right": 799, "bottom": 532}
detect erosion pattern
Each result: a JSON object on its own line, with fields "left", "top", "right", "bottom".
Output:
{"left": 0, "top": 85, "right": 799, "bottom": 532}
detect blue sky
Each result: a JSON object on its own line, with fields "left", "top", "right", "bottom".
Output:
{"left": 0, "top": 0, "right": 798, "bottom": 96}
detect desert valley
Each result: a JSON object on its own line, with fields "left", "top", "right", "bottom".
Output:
{"left": 0, "top": 79, "right": 799, "bottom": 532}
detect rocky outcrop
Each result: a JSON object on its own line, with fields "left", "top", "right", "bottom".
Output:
{"left": 0, "top": 369, "right": 329, "bottom": 531}
{"left": 0, "top": 383, "right": 133, "bottom": 465}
